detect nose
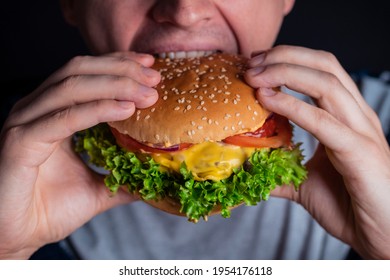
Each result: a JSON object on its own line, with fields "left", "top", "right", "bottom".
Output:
{"left": 151, "top": 0, "right": 214, "bottom": 28}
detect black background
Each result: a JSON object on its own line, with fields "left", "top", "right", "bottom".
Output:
{"left": 1, "top": 0, "right": 390, "bottom": 84}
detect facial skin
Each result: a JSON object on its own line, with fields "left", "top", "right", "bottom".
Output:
{"left": 61, "top": 0, "right": 295, "bottom": 57}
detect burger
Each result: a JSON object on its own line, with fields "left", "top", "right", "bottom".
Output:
{"left": 75, "top": 53, "right": 307, "bottom": 222}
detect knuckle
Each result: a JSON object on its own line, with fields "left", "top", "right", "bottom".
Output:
{"left": 66, "top": 55, "right": 91, "bottom": 69}
{"left": 323, "top": 72, "right": 342, "bottom": 91}
{"left": 317, "top": 50, "right": 341, "bottom": 71}
{"left": 272, "top": 44, "right": 290, "bottom": 53}
{"left": 59, "top": 75, "right": 82, "bottom": 91}
{"left": 0, "top": 125, "right": 25, "bottom": 157}
{"left": 115, "top": 56, "right": 141, "bottom": 75}
{"left": 51, "top": 107, "right": 74, "bottom": 135}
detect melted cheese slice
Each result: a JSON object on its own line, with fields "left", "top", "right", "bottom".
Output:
{"left": 152, "top": 142, "right": 255, "bottom": 181}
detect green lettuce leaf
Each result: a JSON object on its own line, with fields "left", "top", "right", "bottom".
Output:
{"left": 75, "top": 124, "right": 307, "bottom": 221}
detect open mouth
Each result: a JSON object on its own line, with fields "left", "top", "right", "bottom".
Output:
{"left": 155, "top": 50, "right": 221, "bottom": 59}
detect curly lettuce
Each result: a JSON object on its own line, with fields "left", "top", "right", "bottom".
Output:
{"left": 75, "top": 124, "right": 307, "bottom": 221}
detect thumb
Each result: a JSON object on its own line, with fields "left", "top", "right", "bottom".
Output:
{"left": 94, "top": 186, "right": 140, "bottom": 215}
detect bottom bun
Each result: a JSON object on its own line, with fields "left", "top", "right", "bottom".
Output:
{"left": 143, "top": 196, "right": 242, "bottom": 223}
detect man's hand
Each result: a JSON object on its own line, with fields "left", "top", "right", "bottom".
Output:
{"left": 245, "top": 45, "right": 390, "bottom": 259}
{"left": 0, "top": 52, "right": 160, "bottom": 259}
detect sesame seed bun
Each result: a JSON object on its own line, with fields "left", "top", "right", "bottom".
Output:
{"left": 108, "top": 53, "right": 270, "bottom": 147}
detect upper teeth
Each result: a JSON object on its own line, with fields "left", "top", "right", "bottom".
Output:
{"left": 156, "top": 50, "right": 217, "bottom": 59}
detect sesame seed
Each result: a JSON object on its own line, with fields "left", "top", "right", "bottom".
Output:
{"left": 254, "top": 111, "right": 258, "bottom": 116}
{"left": 144, "top": 115, "right": 150, "bottom": 120}
{"left": 224, "top": 126, "right": 229, "bottom": 131}
{"left": 208, "top": 119, "right": 213, "bottom": 125}
{"left": 186, "top": 105, "right": 192, "bottom": 110}
{"left": 197, "top": 126, "right": 203, "bottom": 130}
{"left": 191, "top": 121, "right": 196, "bottom": 126}
{"left": 201, "top": 116, "right": 207, "bottom": 121}
{"left": 236, "top": 113, "right": 241, "bottom": 117}
{"left": 151, "top": 108, "right": 156, "bottom": 112}
{"left": 247, "top": 105, "right": 252, "bottom": 111}
{"left": 224, "top": 91, "right": 231, "bottom": 95}
{"left": 223, "top": 99, "right": 228, "bottom": 104}
{"left": 174, "top": 106, "right": 180, "bottom": 111}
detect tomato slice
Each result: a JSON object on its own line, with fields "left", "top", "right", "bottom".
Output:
{"left": 223, "top": 114, "right": 292, "bottom": 148}
{"left": 110, "top": 127, "right": 192, "bottom": 154}
{"left": 110, "top": 114, "right": 292, "bottom": 153}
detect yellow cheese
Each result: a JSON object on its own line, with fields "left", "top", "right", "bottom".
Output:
{"left": 152, "top": 142, "right": 255, "bottom": 181}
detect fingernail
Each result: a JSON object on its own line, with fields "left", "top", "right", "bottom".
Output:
{"left": 142, "top": 66, "right": 159, "bottom": 78}
{"left": 118, "top": 101, "right": 134, "bottom": 109}
{"left": 260, "top": 87, "right": 277, "bottom": 96}
{"left": 247, "top": 66, "right": 266, "bottom": 76}
{"left": 140, "top": 85, "right": 157, "bottom": 97}
{"left": 249, "top": 52, "right": 266, "bottom": 67}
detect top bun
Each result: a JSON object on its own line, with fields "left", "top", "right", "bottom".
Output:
{"left": 109, "top": 53, "right": 270, "bottom": 146}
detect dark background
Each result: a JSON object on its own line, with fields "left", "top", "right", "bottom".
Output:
{"left": 1, "top": 0, "right": 390, "bottom": 86}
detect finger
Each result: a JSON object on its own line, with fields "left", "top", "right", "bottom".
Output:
{"left": 5, "top": 99, "right": 135, "bottom": 169}
{"left": 10, "top": 54, "right": 160, "bottom": 115}
{"left": 249, "top": 45, "right": 362, "bottom": 102}
{"left": 250, "top": 45, "right": 385, "bottom": 135}
{"left": 7, "top": 74, "right": 158, "bottom": 128}
{"left": 256, "top": 88, "right": 358, "bottom": 154}
{"left": 246, "top": 63, "right": 375, "bottom": 136}
{"left": 43, "top": 54, "right": 161, "bottom": 90}
{"left": 104, "top": 51, "right": 156, "bottom": 67}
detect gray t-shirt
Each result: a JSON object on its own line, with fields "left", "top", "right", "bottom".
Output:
{"left": 65, "top": 72, "right": 390, "bottom": 259}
